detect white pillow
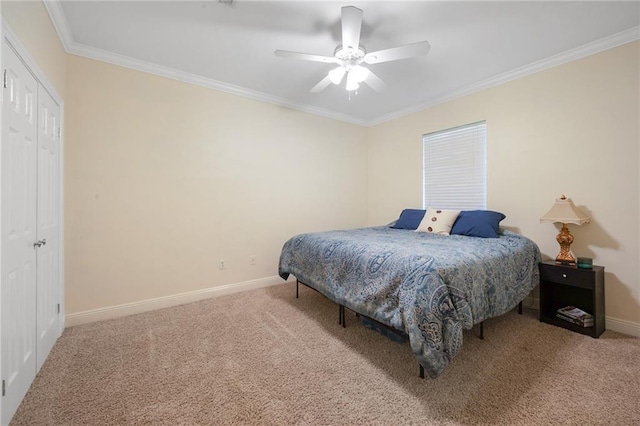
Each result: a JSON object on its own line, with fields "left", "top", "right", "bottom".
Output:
{"left": 416, "top": 208, "right": 461, "bottom": 235}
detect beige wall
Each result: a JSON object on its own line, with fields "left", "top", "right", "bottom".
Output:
{"left": 5, "top": 0, "right": 639, "bottom": 327}
{"left": 368, "top": 41, "right": 640, "bottom": 325}
{"left": 64, "top": 54, "right": 368, "bottom": 313}
{"left": 2, "top": 0, "right": 66, "bottom": 98}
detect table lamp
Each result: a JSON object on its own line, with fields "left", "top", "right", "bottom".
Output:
{"left": 540, "top": 195, "right": 590, "bottom": 265}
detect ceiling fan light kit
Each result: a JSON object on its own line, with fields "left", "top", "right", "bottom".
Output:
{"left": 345, "top": 72, "right": 360, "bottom": 92}
{"left": 274, "top": 5, "right": 430, "bottom": 97}
{"left": 329, "top": 67, "right": 346, "bottom": 84}
{"left": 350, "top": 65, "right": 369, "bottom": 83}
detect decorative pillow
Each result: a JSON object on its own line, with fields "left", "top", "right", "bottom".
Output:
{"left": 415, "top": 208, "right": 460, "bottom": 235}
{"left": 391, "top": 209, "right": 426, "bottom": 230}
{"left": 451, "top": 210, "right": 506, "bottom": 238}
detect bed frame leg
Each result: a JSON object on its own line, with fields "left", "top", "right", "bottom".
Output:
{"left": 518, "top": 301, "right": 523, "bottom": 315}
{"left": 419, "top": 365, "right": 425, "bottom": 379}
{"left": 343, "top": 306, "right": 346, "bottom": 328}
{"left": 479, "top": 321, "right": 484, "bottom": 340}
{"left": 296, "top": 279, "right": 299, "bottom": 299}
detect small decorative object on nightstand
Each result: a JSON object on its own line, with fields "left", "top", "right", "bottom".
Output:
{"left": 577, "top": 257, "right": 593, "bottom": 269}
{"left": 540, "top": 195, "right": 590, "bottom": 265}
{"left": 539, "top": 260, "right": 605, "bottom": 338}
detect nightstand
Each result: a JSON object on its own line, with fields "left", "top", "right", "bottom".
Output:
{"left": 539, "top": 260, "right": 605, "bottom": 338}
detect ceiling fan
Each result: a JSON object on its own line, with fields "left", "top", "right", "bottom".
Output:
{"left": 274, "top": 6, "right": 430, "bottom": 95}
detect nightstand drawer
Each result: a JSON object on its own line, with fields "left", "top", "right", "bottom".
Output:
{"left": 539, "top": 264, "right": 596, "bottom": 289}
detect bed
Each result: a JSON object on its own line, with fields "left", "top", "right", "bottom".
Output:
{"left": 278, "top": 220, "right": 541, "bottom": 378}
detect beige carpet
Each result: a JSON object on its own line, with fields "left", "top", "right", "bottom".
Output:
{"left": 11, "top": 282, "right": 640, "bottom": 425}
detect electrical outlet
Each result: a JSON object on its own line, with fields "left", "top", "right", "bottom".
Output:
{"left": 219, "top": 259, "right": 225, "bottom": 270}
{"left": 250, "top": 255, "right": 256, "bottom": 266}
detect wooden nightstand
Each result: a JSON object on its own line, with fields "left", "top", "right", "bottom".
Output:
{"left": 539, "top": 260, "right": 605, "bottom": 338}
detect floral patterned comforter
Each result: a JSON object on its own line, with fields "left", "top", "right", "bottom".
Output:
{"left": 278, "top": 226, "right": 541, "bottom": 378}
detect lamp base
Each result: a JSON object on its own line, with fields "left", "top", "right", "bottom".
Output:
{"left": 555, "top": 223, "right": 576, "bottom": 264}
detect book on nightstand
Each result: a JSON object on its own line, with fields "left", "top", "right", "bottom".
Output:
{"left": 556, "top": 306, "right": 594, "bottom": 327}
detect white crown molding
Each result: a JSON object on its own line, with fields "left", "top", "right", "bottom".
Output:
{"left": 370, "top": 25, "right": 640, "bottom": 126}
{"left": 42, "top": 0, "right": 74, "bottom": 52}
{"left": 42, "top": 2, "right": 367, "bottom": 126}
{"left": 66, "top": 275, "right": 295, "bottom": 327}
{"left": 67, "top": 41, "right": 369, "bottom": 126}
{"left": 44, "top": 2, "right": 638, "bottom": 127}
{"left": 43, "top": 0, "right": 367, "bottom": 126}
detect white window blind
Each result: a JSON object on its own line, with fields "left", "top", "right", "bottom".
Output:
{"left": 423, "top": 121, "right": 487, "bottom": 210}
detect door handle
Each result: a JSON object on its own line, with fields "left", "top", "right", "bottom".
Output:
{"left": 33, "top": 239, "right": 47, "bottom": 248}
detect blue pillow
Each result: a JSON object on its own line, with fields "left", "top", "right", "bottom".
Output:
{"left": 391, "top": 209, "right": 426, "bottom": 230}
{"left": 451, "top": 210, "right": 506, "bottom": 238}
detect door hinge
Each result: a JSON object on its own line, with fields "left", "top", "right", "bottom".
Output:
{"left": 58, "top": 127, "right": 61, "bottom": 139}
{"left": 2, "top": 379, "right": 5, "bottom": 397}
{"left": 57, "top": 303, "right": 61, "bottom": 314}
{"left": 3, "top": 69, "right": 7, "bottom": 89}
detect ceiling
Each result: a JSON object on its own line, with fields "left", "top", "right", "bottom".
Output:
{"left": 48, "top": 1, "right": 639, "bottom": 126}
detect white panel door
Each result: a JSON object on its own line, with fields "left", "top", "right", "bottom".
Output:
{"left": 35, "top": 85, "right": 60, "bottom": 371}
{"left": 1, "top": 42, "right": 38, "bottom": 425}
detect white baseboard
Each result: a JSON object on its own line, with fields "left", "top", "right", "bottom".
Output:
{"left": 66, "top": 278, "right": 640, "bottom": 338}
{"left": 66, "top": 275, "right": 293, "bottom": 327}
{"left": 606, "top": 316, "right": 640, "bottom": 338}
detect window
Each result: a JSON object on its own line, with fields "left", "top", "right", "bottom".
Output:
{"left": 422, "top": 121, "right": 487, "bottom": 210}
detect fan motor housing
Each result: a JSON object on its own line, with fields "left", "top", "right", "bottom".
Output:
{"left": 334, "top": 44, "right": 367, "bottom": 62}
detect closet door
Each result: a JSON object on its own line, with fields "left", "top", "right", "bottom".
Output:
{"left": 36, "top": 85, "right": 60, "bottom": 371}
{"left": 1, "top": 42, "right": 38, "bottom": 425}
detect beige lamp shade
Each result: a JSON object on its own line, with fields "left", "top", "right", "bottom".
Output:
{"left": 540, "top": 195, "right": 589, "bottom": 264}
{"left": 540, "top": 195, "right": 590, "bottom": 225}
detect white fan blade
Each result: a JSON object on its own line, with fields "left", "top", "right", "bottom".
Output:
{"left": 310, "top": 74, "right": 333, "bottom": 93}
{"left": 363, "top": 70, "right": 387, "bottom": 92}
{"left": 364, "top": 41, "right": 431, "bottom": 64}
{"left": 274, "top": 50, "right": 339, "bottom": 64}
{"left": 341, "top": 6, "right": 363, "bottom": 51}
